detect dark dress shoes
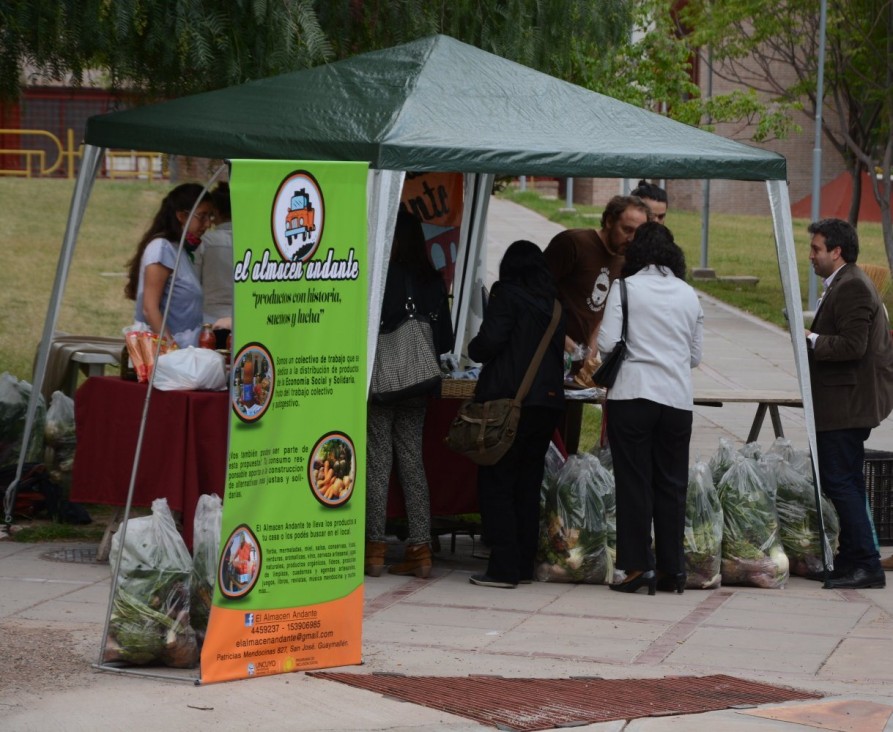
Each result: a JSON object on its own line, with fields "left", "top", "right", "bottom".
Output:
{"left": 823, "top": 567, "right": 886, "bottom": 590}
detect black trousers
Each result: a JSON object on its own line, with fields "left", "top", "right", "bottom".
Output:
{"left": 606, "top": 398, "right": 692, "bottom": 574}
{"left": 477, "top": 406, "right": 559, "bottom": 584}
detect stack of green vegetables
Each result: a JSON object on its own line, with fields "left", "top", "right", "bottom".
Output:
{"left": 43, "top": 390, "right": 76, "bottom": 496}
{"left": 0, "top": 372, "right": 45, "bottom": 470}
{"left": 709, "top": 437, "right": 736, "bottom": 487}
{"left": 763, "top": 453, "right": 839, "bottom": 579}
{"left": 684, "top": 461, "right": 723, "bottom": 589}
{"left": 717, "top": 453, "right": 789, "bottom": 589}
{"left": 190, "top": 493, "right": 223, "bottom": 644}
{"left": 105, "top": 498, "right": 199, "bottom": 668}
{"left": 536, "top": 453, "right": 611, "bottom": 584}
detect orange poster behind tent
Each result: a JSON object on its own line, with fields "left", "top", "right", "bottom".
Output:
{"left": 400, "top": 172, "right": 464, "bottom": 289}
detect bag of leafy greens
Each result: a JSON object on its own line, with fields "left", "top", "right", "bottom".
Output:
{"left": 717, "top": 454, "right": 789, "bottom": 589}
{"left": 709, "top": 437, "right": 736, "bottom": 487}
{"left": 762, "top": 453, "right": 839, "bottom": 579}
{"left": 536, "top": 453, "right": 610, "bottom": 584}
{"left": 105, "top": 498, "right": 198, "bottom": 667}
{"left": 190, "top": 493, "right": 223, "bottom": 643}
{"left": 684, "top": 461, "right": 723, "bottom": 589}
{"left": 0, "top": 372, "right": 45, "bottom": 471}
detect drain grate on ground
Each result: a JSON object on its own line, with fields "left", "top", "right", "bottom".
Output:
{"left": 308, "top": 672, "right": 822, "bottom": 731}
{"left": 42, "top": 545, "right": 99, "bottom": 564}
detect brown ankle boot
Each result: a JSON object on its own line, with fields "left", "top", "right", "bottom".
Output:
{"left": 388, "top": 543, "right": 432, "bottom": 579}
{"left": 364, "top": 541, "right": 387, "bottom": 577}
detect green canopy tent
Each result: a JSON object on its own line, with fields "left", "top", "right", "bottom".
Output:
{"left": 9, "top": 34, "right": 825, "bottom": 588}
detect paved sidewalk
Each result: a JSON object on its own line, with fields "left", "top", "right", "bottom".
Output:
{"left": 1, "top": 196, "right": 892, "bottom": 732}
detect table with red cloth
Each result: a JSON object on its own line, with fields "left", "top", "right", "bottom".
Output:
{"left": 71, "top": 376, "right": 230, "bottom": 549}
{"left": 71, "top": 377, "right": 480, "bottom": 548}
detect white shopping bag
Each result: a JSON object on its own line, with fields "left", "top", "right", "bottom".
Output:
{"left": 152, "top": 347, "right": 227, "bottom": 391}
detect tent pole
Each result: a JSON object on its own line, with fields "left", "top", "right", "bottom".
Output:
{"left": 766, "top": 179, "right": 831, "bottom": 583}
{"left": 97, "top": 166, "right": 226, "bottom": 669}
{"left": 4, "top": 145, "right": 104, "bottom": 524}
{"left": 451, "top": 174, "right": 493, "bottom": 365}
{"left": 365, "top": 168, "right": 405, "bottom": 396}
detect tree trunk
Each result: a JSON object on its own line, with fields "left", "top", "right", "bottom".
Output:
{"left": 847, "top": 162, "right": 862, "bottom": 227}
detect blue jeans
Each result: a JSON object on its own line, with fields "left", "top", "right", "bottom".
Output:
{"left": 816, "top": 428, "right": 881, "bottom": 572}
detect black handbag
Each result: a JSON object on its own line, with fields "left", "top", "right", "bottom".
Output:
{"left": 592, "top": 279, "right": 628, "bottom": 389}
{"left": 446, "top": 300, "right": 561, "bottom": 465}
{"left": 370, "top": 279, "right": 442, "bottom": 404}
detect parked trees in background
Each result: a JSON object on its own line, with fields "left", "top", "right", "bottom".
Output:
{"left": 682, "top": 0, "right": 893, "bottom": 272}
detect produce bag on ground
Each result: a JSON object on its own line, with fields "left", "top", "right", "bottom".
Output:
{"left": 763, "top": 453, "right": 839, "bottom": 579}
{"left": 191, "top": 493, "right": 223, "bottom": 642}
{"left": 0, "top": 372, "right": 45, "bottom": 470}
{"left": 766, "top": 437, "right": 812, "bottom": 478}
{"left": 40, "top": 390, "right": 90, "bottom": 523}
{"left": 536, "top": 453, "right": 611, "bottom": 584}
{"left": 709, "top": 437, "right": 736, "bottom": 487}
{"left": 684, "top": 461, "right": 723, "bottom": 589}
{"left": 717, "top": 454, "right": 789, "bottom": 589}
{"left": 105, "top": 498, "right": 199, "bottom": 667}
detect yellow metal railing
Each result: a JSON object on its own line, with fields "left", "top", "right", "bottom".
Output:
{"left": 0, "top": 128, "right": 167, "bottom": 180}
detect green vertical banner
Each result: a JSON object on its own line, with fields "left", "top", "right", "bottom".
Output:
{"left": 201, "top": 160, "right": 368, "bottom": 684}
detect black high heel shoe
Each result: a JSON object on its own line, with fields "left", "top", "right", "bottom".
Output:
{"left": 609, "top": 570, "right": 656, "bottom": 595}
{"left": 656, "top": 572, "right": 686, "bottom": 594}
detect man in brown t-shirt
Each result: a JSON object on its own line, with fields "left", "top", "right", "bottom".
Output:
{"left": 545, "top": 195, "right": 651, "bottom": 356}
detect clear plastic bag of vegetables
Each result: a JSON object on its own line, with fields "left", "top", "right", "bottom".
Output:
{"left": 766, "top": 437, "right": 812, "bottom": 478}
{"left": 709, "top": 437, "right": 736, "bottom": 486}
{"left": 190, "top": 493, "right": 223, "bottom": 643}
{"left": 105, "top": 498, "right": 199, "bottom": 667}
{"left": 717, "top": 454, "right": 789, "bottom": 589}
{"left": 535, "top": 453, "right": 611, "bottom": 584}
{"left": 0, "top": 372, "right": 45, "bottom": 470}
{"left": 43, "top": 390, "right": 76, "bottom": 494}
{"left": 762, "top": 453, "right": 839, "bottom": 579}
{"left": 684, "top": 461, "right": 723, "bottom": 589}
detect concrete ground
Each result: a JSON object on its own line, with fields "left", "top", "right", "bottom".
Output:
{"left": 1, "top": 197, "right": 891, "bottom": 731}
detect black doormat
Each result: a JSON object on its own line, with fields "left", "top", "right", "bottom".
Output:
{"left": 308, "top": 672, "right": 822, "bottom": 731}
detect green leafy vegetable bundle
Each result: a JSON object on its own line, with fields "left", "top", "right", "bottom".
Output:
{"left": 717, "top": 454, "right": 789, "bottom": 589}
{"left": 763, "top": 453, "right": 839, "bottom": 579}
{"left": 190, "top": 493, "right": 223, "bottom": 644}
{"left": 536, "top": 453, "right": 610, "bottom": 584}
{"left": 684, "top": 461, "right": 723, "bottom": 589}
{"left": 0, "top": 372, "right": 45, "bottom": 470}
{"left": 105, "top": 498, "right": 198, "bottom": 668}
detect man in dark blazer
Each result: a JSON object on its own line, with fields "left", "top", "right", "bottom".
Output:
{"left": 805, "top": 218, "right": 893, "bottom": 589}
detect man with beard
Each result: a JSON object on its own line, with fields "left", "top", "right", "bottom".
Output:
{"left": 805, "top": 218, "right": 893, "bottom": 589}
{"left": 543, "top": 195, "right": 650, "bottom": 453}
{"left": 544, "top": 194, "right": 651, "bottom": 363}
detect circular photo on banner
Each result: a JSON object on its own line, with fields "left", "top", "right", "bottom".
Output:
{"left": 219, "top": 525, "right": 262, "bottom": 599}
{"left": 308, "top": 432, "right": 356, "bottom": 507}
{"left": 231, "top": 342, "right": 274, "bottom": 423}
{"left": 270, "top": 170, "right": 325, "bottom": 262}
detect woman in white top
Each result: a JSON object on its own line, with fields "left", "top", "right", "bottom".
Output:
{"left": 597, "top": 222, "right": 704, "bottom": 595}
{"left": 125, "top": 183, "right": 212, "bottom": 348}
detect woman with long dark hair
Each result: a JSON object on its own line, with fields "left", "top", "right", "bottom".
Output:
{"left": 125, "top": 183, "right": 212, "bottom": 347}
{"left": 364, "top": 210, "right": 452, "bottom": 579}
{"left": 467, "top": 240, "right": 565, "bottom": 588}
{"left": 597, "top": 222, "right": 703, "bottom": 595}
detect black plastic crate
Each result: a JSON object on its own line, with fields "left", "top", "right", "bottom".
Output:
{"left": 864, "top": 450, "right": 893, "bottom": 545}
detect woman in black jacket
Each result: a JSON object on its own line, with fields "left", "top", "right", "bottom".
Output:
{"left": 467, "top": 240, "right": 565, "bottom": 588}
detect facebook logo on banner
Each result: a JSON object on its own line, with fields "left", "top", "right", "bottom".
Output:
{"left": 244, "top": 613, "right": 255, "bottom": 627}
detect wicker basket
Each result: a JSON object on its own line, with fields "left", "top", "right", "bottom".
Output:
{"left": 439, "top": 378, "right": 477, "bottom": 399}
{"left": 864, "top": 450, "right": 893, "bottom": 545}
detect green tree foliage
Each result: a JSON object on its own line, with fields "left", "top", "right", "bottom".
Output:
{"left": 583, "top": 0, "right": 798, "bottom": 142}
{"left": 682, "top": 0, "right": 893, "bottom": 269}
{"left": 0, "top": 0, "right": 632, "bottom": 101}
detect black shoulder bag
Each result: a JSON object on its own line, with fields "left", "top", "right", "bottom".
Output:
{"left": 592, "top": 278, "right": 627, "bottom": 389}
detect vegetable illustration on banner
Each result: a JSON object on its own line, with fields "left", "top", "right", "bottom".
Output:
{"left": 201, "top": 160, "right": 367, "bottom": 684}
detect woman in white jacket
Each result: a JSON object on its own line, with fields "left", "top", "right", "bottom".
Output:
{"left": 597, "top": 223, "right": 704, "bottom": 595}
